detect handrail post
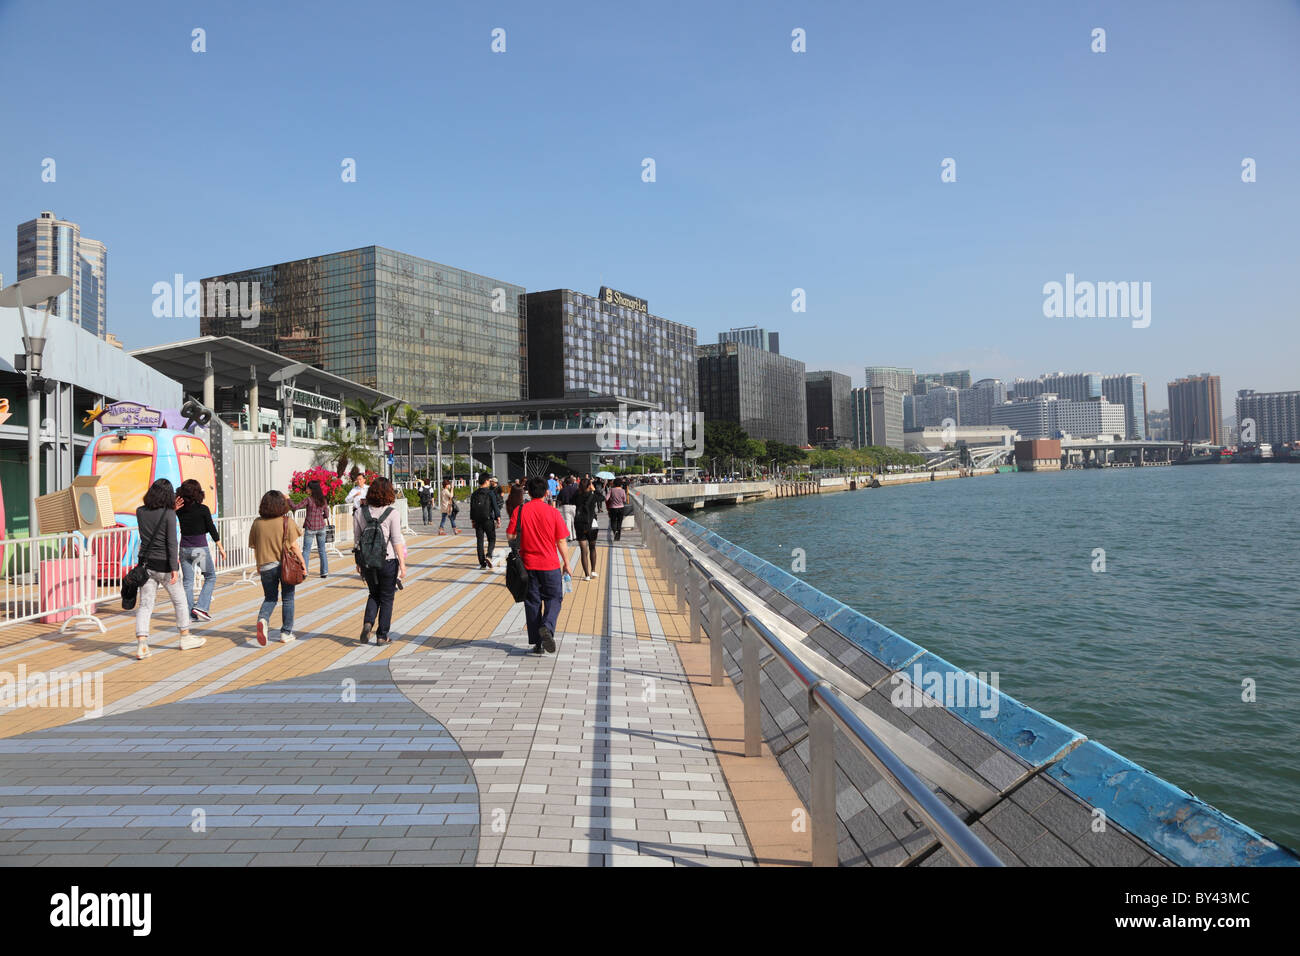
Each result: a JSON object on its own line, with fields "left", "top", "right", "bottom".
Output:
{"left": 688, "top": 560, "right": 702, "bottom": 643}
{"left": 808, "top": 686, "right": 838, "bottom": 867}
{"left": 674, "top": 546, "right": 687, "bottom": 615}
{"left": 742, "top": 615, "right": 761, "bottom": 757}
{"left": 708, "top": 581, "right": 723, "bottom": 686}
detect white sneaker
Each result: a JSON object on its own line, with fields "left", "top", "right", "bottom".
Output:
{"left": 583, "top": 575, "right": 592, "bottom": 582}
{"left": 590, "top": 572, "right": 598, "bottom": 579}
{"left": 179, "top": 634, "right": 206, "bottom": 651}
{"left": 280, "top": 632, "right": 296, "bottom": 643}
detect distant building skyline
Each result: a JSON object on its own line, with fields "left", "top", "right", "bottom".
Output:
{"left": 15, "top": 211, "right": 108, "bottom": 339}
{"left": 1168, "top": 374, "right": 1224, "bottom": 445}
{"left": 718, "top": 326, "right": 779, "bottom": 355}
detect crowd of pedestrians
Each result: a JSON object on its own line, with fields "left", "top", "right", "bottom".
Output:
{"left": 127, "top": 467, "right": 642, "bottom": 662}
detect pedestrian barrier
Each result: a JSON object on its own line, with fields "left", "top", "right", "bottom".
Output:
{"left": 631, "top": 490, "right": 1003, "bottom": 868}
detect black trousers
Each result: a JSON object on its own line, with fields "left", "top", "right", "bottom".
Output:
{"left": 475, "top": 523, "right": 496, "bottom": 567}
{"left": 608, "top": 506, "right": 626, "bottom": 540}
{"left": 363, "top": 558, "right": 400, "bottom": 638}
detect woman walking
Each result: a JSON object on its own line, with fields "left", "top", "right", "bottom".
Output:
{"left": 437, "top": 478, "right": 459, "bottom": 535}
{"left": 248, "top": 490, "right": 304, "bottom": 646}
{"left": 605, "top": 478, "right": 629, "bottom": 541}
{"left": 505, "top": 478, "right": 524, "bottom": 521}
{"left": 296, "top": 479, "right": 333, "bottom": 579}
{"left": 176, "top": 478, "right": 226, "bottom": 623}
{"left": 353, "top": 477, "right": 407, "bottom": 644}
{"left": 134, "top": 479, "right": 206, "bottom": 659}
{"left": 573, "top": 477, "right": 603, "bottom": 581}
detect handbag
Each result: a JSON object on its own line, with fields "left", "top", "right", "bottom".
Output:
{"left": 505, "top": 546, "right": 528, "bottom": 603}
{"left": 121, "top": 512, "right": 167, "bottom": 610}
{"left": 279, "top": 516, "right": 306, "bottom": 585}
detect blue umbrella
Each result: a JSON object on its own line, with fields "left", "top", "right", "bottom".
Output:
{"left": 596, "top": 470, "right": 615, "bottom": 480}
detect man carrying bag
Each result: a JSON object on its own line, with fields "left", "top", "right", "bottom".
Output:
{"left": 506, "top": 476, "right": 572, "bottom": 654}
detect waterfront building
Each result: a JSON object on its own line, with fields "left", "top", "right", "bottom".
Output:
{"left": 1167, "top": 374, "right": 1223, "bottom": 444}
{"left": 904, "top": 425, "right": 1015, "bottom": 453}
{"left": 1102, "top": 373, "right": 1148, "bottom": 440}
{"left": 850, "top": 385, "right": 904, "bottom": 450}
{"left": 718, "top": 326, "right": 779, "bottom": 354}
{"left": 697, "top": 342, "right": 807, "bottom": 447}
{"left": 992, "top": 394, "right": 1126, "bottom": 439}
{"left": 15, "top": 211, "right": 109, "bottom": 338}
{"left": 1236, "top": 389, "right": 1300, "bottom": 446}
{"left": 805, "top": 370, "right": 852, "bottom": 446}
{"left": 864, "top": 365, "right": 916, "bottom": 394}
{"left": 1012, "top": 371, "right": 1102, "bottom": 404}
{"left": 957, "top": 378, "right": 1008, "bottom": 426}
{"left": 526, "top": 287, "right": 696, "bottom": 412}
{"left": 200, "top": 246, "right": 527, "bottom": 408}
{"left": 910, "top": 384, "right": 961, "bottom": 428}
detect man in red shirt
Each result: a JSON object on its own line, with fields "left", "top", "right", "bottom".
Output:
{"left": 507, "top": 476, "right": 573, "bottom": 654}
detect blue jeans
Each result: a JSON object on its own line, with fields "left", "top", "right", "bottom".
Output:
{"left": 180, "top": 545, "right": 216, "bottom": 614}
{"left": 439, "top": 510, "right": 457, "bottom": 530}
{"left": 524, "top": 568, "right": 563, "bottom": 646}
{"left": 258, "top": 563, "right": 295, "bottom": 634}
{"left": 302, "top": 528, "right": 329, "bottom": 576}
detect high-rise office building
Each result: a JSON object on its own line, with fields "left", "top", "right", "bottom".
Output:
{"left": 1235, "top": 389, "right": 1300, "bottom": 446}
{"left": 525, "top": 287, "right": 696, "bottom": 412}
{"left": 201, "top": 246, "right": 527, "bottom": 407}
{"left": 910, "top": 385, "right": 961, "bottom": 428}
{"left": 697, "top": 342, "right": 807, "bottom": 446}
{"left": 917, "top": 369, "right": 972, "bottom": 391}
{"left": 864, "top": 366, "right": 917, "bottom": 394}
{"left": 851, "top": 385, "right": 904, "bottom": 450}
{"left": 957, "top": 378, "right": 1008, "bottom": 426}
{"left": 718, "top": 326, "right": 779, "bottom": 354}
{"left": 1012, "top": 372, "right": 1102, "bottom": 403}
{"left": 992, "top": 394, "right": 1126, "bottom": 439}
{"left": 16, "top": 211, "right": 109, "bottom": 338}
{"left": 1167, "top": 374, "right": 1223, "bottom": 444}
{"left": 1102, "top": 373, "right": 1147, "bottom": 440}
{"left": 805, "top": 370, "right": 852, "bottom": 446}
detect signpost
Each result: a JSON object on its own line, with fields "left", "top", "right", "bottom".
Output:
{"left": 270, "top": 428, "right": 277, "bottom": 449}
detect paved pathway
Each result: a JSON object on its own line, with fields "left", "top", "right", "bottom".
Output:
{"left": 0, "top": 517, "right": 783, "bottom": 866}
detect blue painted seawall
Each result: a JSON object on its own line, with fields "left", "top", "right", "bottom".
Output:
{"left": 667, "top": 509, "right": 1299, "bottom": 867}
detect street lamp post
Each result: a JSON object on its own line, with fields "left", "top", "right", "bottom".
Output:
{"left": 1, "top": 275, "right": 72, "bottom": 537}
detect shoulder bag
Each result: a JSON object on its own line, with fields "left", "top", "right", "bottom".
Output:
{"left": 280, "top": 515, "right": 306, "bottom": 585}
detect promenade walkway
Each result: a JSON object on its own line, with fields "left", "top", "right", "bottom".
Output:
{"left": 0, "top": 517, "right": 810, "bottom": 867}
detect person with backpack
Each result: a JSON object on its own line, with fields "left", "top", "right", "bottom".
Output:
{"left": 134, "top": 479, "right": 206, "bottom": 660}
{"left": 470, "top": 473, "right": 500, "bottom": 570}
{"left": 417, "top": 479, "right": 434, "bottom": 524}
{"left": 507, "top": 476, "right": 573, "bottom": 654}
{"left": 353, "top": 476, "right": 407, "bottom": 644}
{"left": 572, "top": 477, "right": 603, "bottom": 581}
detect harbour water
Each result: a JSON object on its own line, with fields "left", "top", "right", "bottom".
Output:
{"left": 691, "top": 466, "right": 1300, "bottom": 851}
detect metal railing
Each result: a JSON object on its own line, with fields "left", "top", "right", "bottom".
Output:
{"left": 632, "top": 491, "right": 1003, "bottom": 868}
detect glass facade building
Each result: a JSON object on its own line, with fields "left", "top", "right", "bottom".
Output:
{"left": 525, "top": 288, "right": 696, "bottom": 411}
{"left": 201, "top": 246, "right": 527, "bottom": 408}
{"left": 16, "top": 211, "right": 108, "bottom": 338}
{"left": 1102, "top": 373, "right": 1147, "bottom": 440}
{"left": 719, "top": 326, "right": 779, "bottom": 354}
{"left": 805, "top": 370, "right": 852, "bottom": 445}
{"left": 864, "top": 366, "right": 917, "bottom": 394}
{"left": 851, "top": 385, "right": 905, "bottom": 450}
{"left": 697, "top": 342, "right": 807, "bottom": 446}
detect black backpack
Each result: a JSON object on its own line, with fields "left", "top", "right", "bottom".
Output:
{"left": 470, "top": 488, "right": 493, "bottom": 526}
{"left": 354, "top": 504, "right": 394, "bottom": 572}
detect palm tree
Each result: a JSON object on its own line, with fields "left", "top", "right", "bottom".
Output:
{"left": 414, "top": 417, "right": 441, "bottom": 481}
{"left": 343, "top": 397, "right": 382, "bottom": 437}
{"left": 442, "top": 425, "right": 460, "bottom": 487}
{"left": 315, "top": 427, "right": 379, "bottom": 477}
{"left": 393, "top": 405, "right": 424, "bottom": 479}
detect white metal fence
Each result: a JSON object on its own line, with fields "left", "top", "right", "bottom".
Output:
{"left": 0, "top": 503, "right": 364, "bottom": 632}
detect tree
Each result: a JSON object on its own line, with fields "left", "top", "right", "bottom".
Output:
{"left": 414, "top": 417, "right": 441, "bottom": 479}
{"left": 766, "top": 440, "right": 806, "bottom": 466}
{"left": 314, "top": 428, "right": 379, "bottom": 477}
{"left": 442, "top": 425, "right": 460, "bottom": 485}
{"left": 393, "top": 405, "right": 424, "bottom": 478}
{"left": 703, "top": 420, "right": 752, "bottom": 461}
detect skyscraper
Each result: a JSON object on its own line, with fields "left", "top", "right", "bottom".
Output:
{"left": 1235, "top": 389, "right": 1300, "bottom": 446}
{"left": 1012, "top": 372, "right": 1102, "bottom": 403}
{"left": 697, "top": 342, "right": 807, "bottom": 446}
{"left": 957, "top": 378, "right": 1008, "bottom": 426}
{"left": 1102, "top": 373, "right": 1147, "bottom": 440}
{"left": 1168, "top": 374, "right": 1223, "bottom": 444}
{"left": 805, "top": 370, "right": 852, "bottom": 445}
{"left": 851, "top": 386, "right": 904, "bottom": 450}
{"left": 201, "top": 246, "right": 527, "bottom": 407}
{"left": 863, "top": 366, "right": 916, "bottom": 394}
{"left": 15, "top": 211, "right": 109, "bottom": 338}
{"left": 718, "top": 326, "right": 779, "bottom": 354}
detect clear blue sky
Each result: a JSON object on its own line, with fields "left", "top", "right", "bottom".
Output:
{"left": 3, "top": 0, "right": 1297, "bottom": 409}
